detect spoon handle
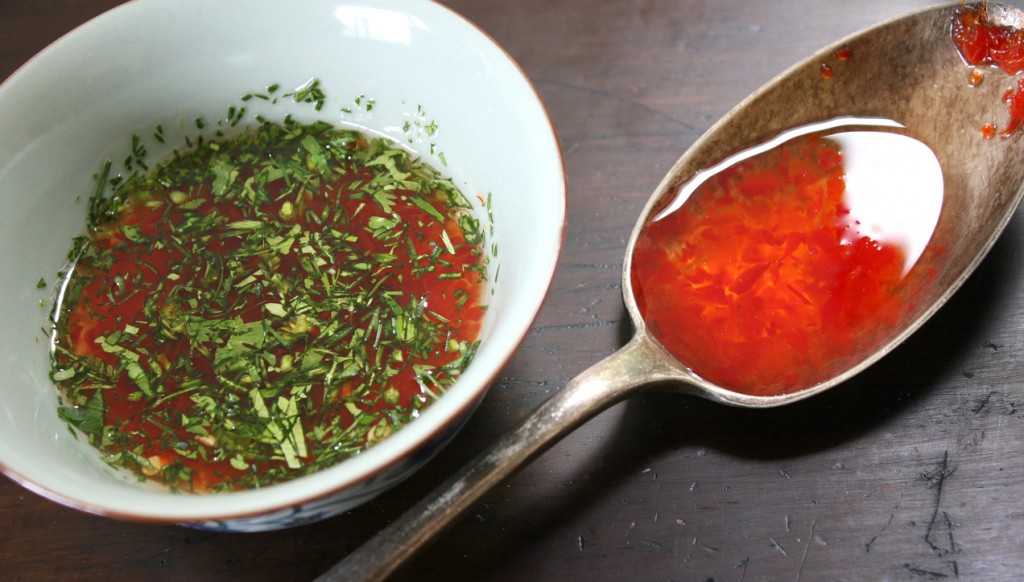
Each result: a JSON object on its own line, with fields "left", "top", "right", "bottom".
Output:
{"left": 317, "top": 334, "right": 666, "bottom": 581}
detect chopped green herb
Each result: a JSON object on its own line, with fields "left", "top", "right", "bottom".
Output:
{"left": 287, "top": 78, "right": 326, "bottom": 111}
{"left": 50, "top": 114, "right": 489, "bottom": 492}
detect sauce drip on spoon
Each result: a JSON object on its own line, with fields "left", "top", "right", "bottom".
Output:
{"left": 952, "top": 2, "right": 1024, "bottom": 136}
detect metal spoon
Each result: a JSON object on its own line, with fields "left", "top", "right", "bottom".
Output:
{"left": 320, "top": 3, "right": 1024, "bottom": 579}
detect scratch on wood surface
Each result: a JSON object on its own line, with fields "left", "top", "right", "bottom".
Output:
{"left": 530, "top": 320, "right": 618, "bottom": 334}
{"left": 639, "top": 540, "right": 663, "bottom": 550}
{"left": 734, "top": 556, "right": 750, "bottom": 581}
{"left": 796, "top": 520, "right": 817, "bottom": 582}
{"left": 904, "top": 563, "right": 950, "bottom": 579}
{"left": 865, "top": 512, "right": 895, "bottom": 553}
{"left": 688, "top": 532, "right": 720, "bottom": 553}
{"left": 903, "top": 561, "right": 959, "bottom": 579}
{"left": 624, "top": 520, "right": 636, "bottom": 542}
{"left": 929, "top": 511, "right": 958, "bottom": 558}
{"left": 560, "top": 261, "right": 623, "bottom": 271}
{"left": 770, "top": 536, "right": 788, "bottom": 556}
{"left": 971, "top": 391, "right": 996, "bottom": 413}
{"left": 920, "top": 451, "right": 958, "bottom": 556}
{"left": 698, "top": 543, "right": 720, "bottom": 553}
{"left": 495, "top": 377, "right": 550, "bottom": 388}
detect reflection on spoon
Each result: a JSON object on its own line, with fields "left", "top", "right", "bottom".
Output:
{"left": 651, "top": 117, "right": 903, "bottom": 221}
{"left": 831, "top": 130, "right": 943, "bottom": 276}
{"left": 633, "top": 119, "right": 944, "bottom": 395}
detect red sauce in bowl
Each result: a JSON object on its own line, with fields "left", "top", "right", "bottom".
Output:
{"left": 51, "top": 120, "right": 488, "bottom": 491}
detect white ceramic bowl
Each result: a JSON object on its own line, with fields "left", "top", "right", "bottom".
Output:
{"left": 0, "top": 0, "right": 565, "bottom": 531}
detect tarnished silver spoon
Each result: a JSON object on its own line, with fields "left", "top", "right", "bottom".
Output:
{"left": 320, "top": 3, "right": 1024, "bottom": 579}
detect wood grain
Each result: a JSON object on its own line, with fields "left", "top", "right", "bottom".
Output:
{"left": 4, "top": 1, "right": 1024, "bottom": 580}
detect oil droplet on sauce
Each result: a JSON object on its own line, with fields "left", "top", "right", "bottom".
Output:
{"left": 631, "top": 118, "right": 943, "bottom": 396}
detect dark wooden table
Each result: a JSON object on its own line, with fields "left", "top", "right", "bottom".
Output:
{"left": 5, "top": 1, "right": 1024, "bottom": 580}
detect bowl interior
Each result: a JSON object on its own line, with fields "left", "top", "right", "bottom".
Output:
{"left": 0, "top": 0, "right": 564, "bottom": 522}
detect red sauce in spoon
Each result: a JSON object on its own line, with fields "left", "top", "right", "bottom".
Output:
{"left": 631, "top": 126, "right": 941, "bottom": 396}
{"left": 952, "top": 3, "right": 1024, "bottom": 74}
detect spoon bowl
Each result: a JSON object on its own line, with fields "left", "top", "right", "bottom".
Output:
{"left": 626, "top": 0, "right": 1024, "bottom": 407}
{"left": 322, "top": 3, "right": 1024, "bottom": 578}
